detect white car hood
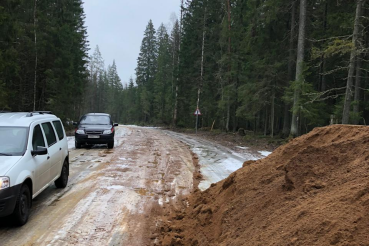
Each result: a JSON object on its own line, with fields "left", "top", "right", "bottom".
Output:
{"left": 0, "top": 156, "right": 22, "bottom": 175}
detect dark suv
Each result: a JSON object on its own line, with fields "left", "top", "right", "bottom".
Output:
{"left": 74, "top": 113, "right": 118, "bottom": 149}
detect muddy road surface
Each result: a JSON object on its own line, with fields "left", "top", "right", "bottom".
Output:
{"left": 0, "top": 126, "right": 196, "bottom": 246}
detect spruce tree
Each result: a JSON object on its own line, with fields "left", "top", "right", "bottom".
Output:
{"left": 135, "top": 20, "right": 158, "bottom": 122}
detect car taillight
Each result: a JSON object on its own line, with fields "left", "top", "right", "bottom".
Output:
{"left": 111, "top": 127, "right": 114, "bottom": 133}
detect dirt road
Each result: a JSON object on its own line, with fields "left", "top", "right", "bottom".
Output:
{"left": 0, "top": 126, "right": 196, "bottom": 246}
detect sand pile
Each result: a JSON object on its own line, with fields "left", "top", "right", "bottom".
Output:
{"left": 157, "top": 125, "right": 369, "bottom": 246}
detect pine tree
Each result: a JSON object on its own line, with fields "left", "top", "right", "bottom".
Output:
{"left": 154, "top": 24, "right": 172, "bottom": 123}
{"left": 135, "top": 20, "right": 158, "bottom": 122}
{"left": 342, "top": 0, "right": 366, "bottom": 124}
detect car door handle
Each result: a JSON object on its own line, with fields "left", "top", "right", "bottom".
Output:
{"left": 47, "top": 156, "right": 50, "bottom": 160}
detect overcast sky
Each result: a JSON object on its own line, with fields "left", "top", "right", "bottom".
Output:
{"left": 83, "top": 0, "right": 180, "bottom": 85}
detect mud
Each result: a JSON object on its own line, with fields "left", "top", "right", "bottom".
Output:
{"left": 157, "top": 125, "right": 369, "bottom": 246}
{"left": 0, "top": 126, "right": 195, "bottom": 246}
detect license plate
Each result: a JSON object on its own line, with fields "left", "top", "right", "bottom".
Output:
{"left": 88, "top": 135, "right": 100, "bottom": 139}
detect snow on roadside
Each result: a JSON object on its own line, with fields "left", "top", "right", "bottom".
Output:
{"left": 258, "top": 151, "right": 272, "bottom": 157}
{"left": 164, "top": 131, "right": 272, "bottom": 191}
{"left": 67, "top": 136, "right": 75, "bottom": 150}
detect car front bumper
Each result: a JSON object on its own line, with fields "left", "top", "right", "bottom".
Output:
{"left": 75, "top": 133, "right": 114, "bottom": 144}
{"left": 0, "top": 184, "right": 22, "bottom": 217}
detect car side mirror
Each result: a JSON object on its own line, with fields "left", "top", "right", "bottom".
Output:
{"left": 73, "top": 122, "right": 78, "bottom": 126}
{"left": 31, "top": 146, "right": 48, "bottom": 156}
{"left": 114, "top": 123, "right": 118, "bottom": 127}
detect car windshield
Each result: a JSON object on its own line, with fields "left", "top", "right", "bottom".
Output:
{"left": 0, "top": 127, "right": 28, "bottom": 156}
{"left": 79, "top": 115, "right": 111, "bottom": 125}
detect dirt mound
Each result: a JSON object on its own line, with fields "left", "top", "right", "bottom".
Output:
{"left": 156, "top": 125, "right": 369, "bottom": 246}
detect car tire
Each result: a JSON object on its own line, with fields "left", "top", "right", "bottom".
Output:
{"left": 55, "top": 160, "right": 69, "bottom": 188}
{"left": 12, "top": 184, "right": 31, "bottom": 226}
{"left": 108, "top": 142, "right": 114, "bottom": 149}
{"left": 75, "top": 140, "right": 81, "bottom": 149}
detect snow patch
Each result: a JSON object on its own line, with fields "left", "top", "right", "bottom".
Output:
{"left": 164, "top": 131, "right": 270, "bottom": 191}
{"left": 258, "top": 151, "right": 272, "bottom": 157}
{"left": 67, "top": 136, "right": 75, "bottom": 150}
{"left": 106, "top": 185, "right": 125, "bottom": 190}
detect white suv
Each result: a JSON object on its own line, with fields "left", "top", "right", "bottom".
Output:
{"left": 0, "top": 112, "right": 69, "bottom": 226}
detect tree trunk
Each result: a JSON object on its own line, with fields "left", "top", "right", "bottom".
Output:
{"left": 319, "top": 2, "right": 328, "bottom": 92}
{"left": 342, "top": 0, "right": 365, "bottom": 124}
{"left": 225, "top": 0, "right": 232, "bottom": 132}
{"left": 282, "top": 0, "right": 296, "bottom": 136}
{"left": 173, "top": 0, "right": 184, "bottom": 126}
{"left": 264, "top": 108, "right": 268, "bottom": 136}
{"left": 197, "top": 7, "right": 206, "bottom": 111}
{"left": 353, "top": 54, "right": 362, "bottom": 124}
{"left": 290, "top": 0, "right": 307, "bottom": 137}
{"left": 33, "top": 0, "right": 38, "bottom": 111}
{"left": 271, "top": 83, "right": 275, "bottom": 138}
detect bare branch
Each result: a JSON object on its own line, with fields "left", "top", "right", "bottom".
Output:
{"left": 308, "top": 34, "right": 352, "bottom": 43}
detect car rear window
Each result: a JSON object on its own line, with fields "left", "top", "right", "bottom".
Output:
{"left": 42, "top": 122, "right": 57, "bottom": 146}
{"left": 79, "top": 115, "right": 111, "bottom": 125}
{"left": 53, "top": 120, "right": 65, "bottom": 140}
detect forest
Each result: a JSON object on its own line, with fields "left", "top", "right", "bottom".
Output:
{"left": 1, "top": 0, "right": 368, "bottom": 137}
{"left": 0, "top": 0, "right": 88, "bottom": 121}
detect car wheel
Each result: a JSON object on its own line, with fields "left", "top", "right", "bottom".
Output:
{"left": 55, "top": 160, "right": 69, "bottom": 188}
{"left": 13, "top": 184, "right": 31, "bottom": 226}
{"left": 75, "top": 140, "right": 81, "bottom": 149}
{"left": 108, "top": 142, "right": 114, "bottom": 149}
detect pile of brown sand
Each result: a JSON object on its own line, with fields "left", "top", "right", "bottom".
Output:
{"left": 157, "top": 125, "right": 369, "bottom": 246}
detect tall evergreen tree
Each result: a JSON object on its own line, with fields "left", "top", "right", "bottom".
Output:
{"left": 135, "top": 20, "right": 158, "bottom": 122}
{"left": 154, "top": 24, "right": 172, "bottom": 123}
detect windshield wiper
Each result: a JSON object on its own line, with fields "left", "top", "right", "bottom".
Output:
{"left": 0, "top": 153, "right": 12, "bottom": 156}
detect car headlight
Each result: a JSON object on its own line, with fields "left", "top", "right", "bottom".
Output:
{"left": 103, "top": 129, "right": 113, "bottom": 134}
{"left": 76, "top": 129, "right": 85, "bottom": 134}
{"left": 0, "top": 177, "right": 10, "bottom": 190}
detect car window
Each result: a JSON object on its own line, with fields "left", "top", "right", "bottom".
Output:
{"left": 52, "top": 120, "right": 65, "bottom": 140}
{"left": 42, "top": 122, "right": 57, "bottom": 146}
{"left": 32, "top": 125, "right": 45, "bottom": 150}
{"left": 79, "top": 115, "right": 111, "bottom": 125}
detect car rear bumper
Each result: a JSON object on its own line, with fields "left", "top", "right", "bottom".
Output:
{"left": 0, "top": 184, "right": 22, "bottom": 217}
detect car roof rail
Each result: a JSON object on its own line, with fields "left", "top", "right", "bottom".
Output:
{"left": 26, "top": 111, "right": 53, "bottom": 117}
{"left": 33, "top": 111, "right": 53, "bottom": 115}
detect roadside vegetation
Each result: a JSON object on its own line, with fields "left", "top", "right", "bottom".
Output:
{"left": 1, "top": 0, "right": 368, "bottom": 138}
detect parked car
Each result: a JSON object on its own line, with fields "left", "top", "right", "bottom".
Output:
{"left": 74, "top": 113, "right": 118, "bottom": 149}
{"left": 0, "top": 111, "right": 69, "bottom": 226}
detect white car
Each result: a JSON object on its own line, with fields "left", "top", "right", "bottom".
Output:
{"left": 0, "top": 112, "right": 69, "bottom": 226}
